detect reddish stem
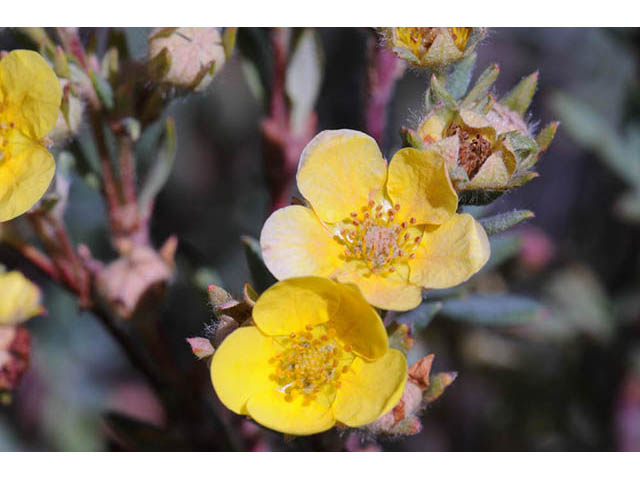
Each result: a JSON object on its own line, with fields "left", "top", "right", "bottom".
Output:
{"left": 262, "top": 28, "right": 317, "bottom": 214}
{"left": 365, "top": 38, "right": 405, "bottom": 151}
{"left": 118, "top": 137, "right": 138, "bottom": 206}
{"left": 10, "top": 243, "right": 60, "bottom": 282}
{"left": 90, "top": 110, "right": 122, "bottom": 222}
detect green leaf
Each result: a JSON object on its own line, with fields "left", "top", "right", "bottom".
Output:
{"left": 461, "top": 63, "right": 500, "bottom": 108}
{"left": 429, "top": 74, "right": 457, "bottom": 111}
{"left": 241, "top": 235, "right": 277, "bottom": 294}
{"left": 502, "top": 71, "right": 538, "bottom": 115}
{"left": 222, "top": 27, "right": 237, "bottom": 61}
{"left": 439, "top": 294, "right": 544, "bottom": 326}
{"left": 286, "top": 28, "right": 324, "bottom": 135}
{"left": 458, "top": 189, "right": 505, "bottom": 206}
{"left": 536, "top": 121, "right": 560, "bottom": 152}
{"left": 484, "top": 233, "right": 523, "bottom": 270}
{"left": 423, "top": 372, "right": 457, "bottom": 404}
{"left": 89, "top": 70, "right": 114, "bottom": 110}
{"left": 53, "top": 47, "right": 70, "bottom": 79}
{"left": 388, "top": 323, "right": 412, "bottom": 356}
{"left": 553, "top": 93, "right": 632, "bottom": 182}
{"left": 505, "top": 131, "right": 539, "bottom": 162}
{"left": 397, "top": 301, "right": 442, "bottom": 330}
{"left": 479, "top": 209, "right": 534, "bottom": 236}
{"left": 138, "top": 117, "right": 177, "bottom": 214}
{"left": 237, "top": 27, "right": 273, "bottom": 109}
{"left": 544, "top": 265, "right": 614, "bottom": 341}
{"left": 446, "top": 52, "right": 476, "bottom": 100}
{"left": 400, "top": 126, "right": 425, "bottom": 149}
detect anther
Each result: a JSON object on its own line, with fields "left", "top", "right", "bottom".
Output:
{"left": 410, "top": 217, "right": 416, "bottom": 224}
{"left": 394, "top": 203, "right": 401, "bottom": 211}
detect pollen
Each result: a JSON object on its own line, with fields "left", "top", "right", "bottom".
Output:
{"left": 447, "top": 123, "right": 493, "bottom": 178}
{"left": 336, "top": 201, "right": 422, "bottom": 274}
{"left": 393, "top": 27, "right": 439, "bottom": 59}
{"left": 269, "top": 326, "right": 355, "bottom": 403}
{"left": 449, "top": 27, "right": 473, "bottom": 51}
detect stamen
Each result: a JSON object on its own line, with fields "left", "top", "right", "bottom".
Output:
{"left": 335, "top": 200, "right": 424, "bottom": 273}
{"left": 269, "top": 326, "right": 355, "bottom": 404}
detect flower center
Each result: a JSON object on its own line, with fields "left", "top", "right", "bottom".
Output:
{"left": 393, "top": 27, "right": 471, "bottom": 57}
{"left": 449, "top": 27, "right": 473, "bottom": 51}
{"left": 336, "top": 201, "right": 421, "bottom": 274}
{"left": 269, "top": 325, "right": 354, "bottom": 405}
{"left": 447, "top": 123, "right": 493, "bottom": 178}
{"left": 394, "top": 27, "right": 438, "bottom": 57}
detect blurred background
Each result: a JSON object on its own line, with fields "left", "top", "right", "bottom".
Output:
{"left": 1, "top": 27, "right": 640, "bottom": 451}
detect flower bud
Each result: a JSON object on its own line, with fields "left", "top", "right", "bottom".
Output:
{"left": 0, "top": 326, "right": 30, "bottom": 392}
{"left": 148, "top": 28, "right": 226, "bottom": 92}
{"left": 95, "top": 245, "right": 173, "bottom": 319}
{"left": 49, "top": 78, "right": 85, "bottom": 143}
{"left": 414, "top": 68, "right": 558, "bottom": 198}
{"left": 384, "top": 27, "right": 485, "bottom": 70}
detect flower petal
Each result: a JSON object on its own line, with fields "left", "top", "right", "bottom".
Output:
{"left": 247, "top": 389, "right": 335, "bottom": 436}
{"left": 409, "top": 213, "right": 490, "bottom": 289}
{"left": 386, "top": 148, "right": 458, "bottom": 225}
{"left": 465, "top": 151, "right": 513, "bottom": 190}
{"left": 335, "top": 266, "right": 422, "bottom": 312}
{"left": 210, "top": 326, "right": 280, "bottom": 415}
{"left": 252, "top": 277, "right": 341, "bottom": 336}
{"left": 297, "top": 129, "right": 387, "bottom": 223}
{"left": 333, "top": 348, "right": 407, "bottom": 427}
{"left": 0, "top": 50, "right": 61, "bottom": 139}
{"left": 0, "top": 133, "right": 54, "bottom": 221}
{"left": 326, "top": 282, "right": 388, "bottom": 361}
{"left": 260, "top": 205, "right": 344, "bottom": 280}
{"left": 0, "top": 271, "right": 43, "bottom": 326}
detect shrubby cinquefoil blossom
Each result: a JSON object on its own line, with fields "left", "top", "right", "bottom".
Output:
{"left": 384, "top": 27, "right": 484, "bottom": 70}
{"left": 0, "top": 270, "right": 44, "bottom": 326}
{"left": 210, "top": 277, "right": 407, "bottom": 435}
{"left": 260, "top": 130, "right": 490, "bottom": 311}
{"left": 0, "top": 50, "right": 62, "bottom": 221}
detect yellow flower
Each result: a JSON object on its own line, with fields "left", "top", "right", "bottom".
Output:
{"left": 0, "top": 50, "right": 62, "bottom": 222}
{"left": 210, "top": 276, "right": 407, "bottom": 435}
{"left": 260, "top": 130, "right": 490, "bottom": 311}
{"left": 0, "top": 270, "right": 44, "bottom": 326}
{"left": 385, "top": 27, "right": 483, "bottom": 70}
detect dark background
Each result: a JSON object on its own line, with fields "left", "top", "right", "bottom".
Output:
{"left": 1, "top": 27, "right": 639, "bottom": 451}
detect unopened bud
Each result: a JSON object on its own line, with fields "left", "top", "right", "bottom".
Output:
{"left": 148, "top": 27, "right": 226, "bottom": 92}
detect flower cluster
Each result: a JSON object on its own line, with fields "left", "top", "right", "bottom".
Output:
{"left": 209, "top": 126, "right": 492, "bottom": 435}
